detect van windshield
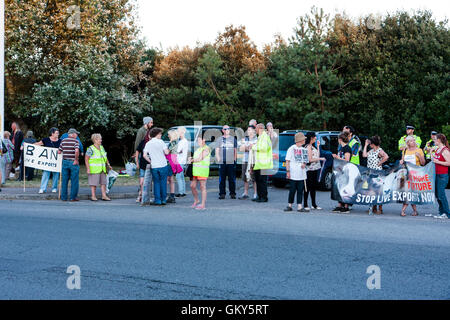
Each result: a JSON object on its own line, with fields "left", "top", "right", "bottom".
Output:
{"left": 279, "top": 134, "right": 295, "bottom": 151}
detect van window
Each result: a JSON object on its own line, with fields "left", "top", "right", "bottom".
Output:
{"left": 279, "top": 135, "right": 295, "bottom": 151}
{"left": 320, "top": 136, "right": 330, "bottom": 151}
{"left": 330, "top": 136, "right": 339, "bottom": 153}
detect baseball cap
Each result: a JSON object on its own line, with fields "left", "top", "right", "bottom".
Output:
{"left": 406, "top": 125, "right": 415, "bottom": 130}
{"left": 431, "top": 131, "right": 438, "bottom": 135}
{"left": 68, "top": 128, "right": 80, "bottom": 135}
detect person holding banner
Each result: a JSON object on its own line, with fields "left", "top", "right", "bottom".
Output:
{"left": 36, "top": 127, "right": 61, "bottom": 194}
{"left": 399, "top": 136, "right": 426, "bottom": 216}
{"left": 362, "top": 135, "right": 389, "bottom": 214}
{"left": 284, "top": 132, "right": 309, "bottom": 212}
{"left": 432, "top": 134, "right": 450, "bottom": 219}
{"left": 332, "top": 132, "right": 352, "bottom": 213}
{"left": 85, "top": 134, "right": 112, "bottom": 201}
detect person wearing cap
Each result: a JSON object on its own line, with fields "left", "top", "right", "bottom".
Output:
{"left": 284, "top": 132, "right": 309, "bottom": 212}
{"left": 19, "top": 131, "right": 37, "bottom": 181}
{"left": 424, "top": 131, "right": 438, "bottom": 162}
{"left": 251, "top": 123, "right": 273, "bottom": 202}
{"left": 135, "top": 116, "right": 153, "bottom": 152}
{"left": 60, "top": 130, "right": 84, "bottom": 156}
{"left": 342, "top": 125, "right": 361, "bottom": 165}
{"left": 398, "top": 125, "right": 422, "bottom": 151}
{"left": 58, "top": 128, "right": 81, "bottom": 202}
{"left": 35, "top": 127, "right": 62, "bottom": 193}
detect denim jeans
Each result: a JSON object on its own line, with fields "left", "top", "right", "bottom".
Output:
{"left": 176, "top": 165, "right": 186, "bottom": 195}
{"left": 61, "top": 159, "right": 80, "bottom": 201}
{"left": 141, "top": 165, "right": 153, "bottom": 204}
{"left": 0, "top": 156, "right": 5, "bottom": 184}
{"left": 436, "top": 174, "right": 449, "bottom": 217}
{"left": 219, "top": 163, "right": 236, "bottom": 196}
{"left": 151, "top": 166, "right": 168, "bottom": 204}
{"left": 40, "top": 170, "right": 60, "bottom": 192}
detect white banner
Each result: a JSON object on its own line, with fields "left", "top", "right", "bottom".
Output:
{"left": 24, "top": 143, "right": 62, "bottom": 173}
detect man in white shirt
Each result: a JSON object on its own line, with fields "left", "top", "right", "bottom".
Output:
{"left": 176, "top": 126, "right": 189, "bottom": 197}
{"left": 143, "top": 128, "right": 169, "bottom": 205}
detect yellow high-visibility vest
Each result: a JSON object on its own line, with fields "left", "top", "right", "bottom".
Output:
{"left": 88, "top": 145, "right": 107, "bottom": 174}
{"left": 253, "top": 131, "right": 273, "bottom": 170}
{"left": 193, "top": 145, "right": 210, "bottom": 178}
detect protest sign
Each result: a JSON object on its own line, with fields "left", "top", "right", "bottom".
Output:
{"left": 23, "top": 143, "right": 62, "bottom": 173}
{"left": 331, "top": 159, "right": 435, "bottom": 205}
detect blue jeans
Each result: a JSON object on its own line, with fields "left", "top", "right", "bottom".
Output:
{"left": 39, "top": 170, "right": 60, "bottom": 192}
{"left": 436, "top": 174, "right": 449, "bottom": 217}
{"left": 219, "top": 164, "right": 236, "bottom": 196}
{"left": 151, "top": 166, "right": 168, "bottom": 204}
{"left": 0, "top": 156, "right": 6, "bottom": 184}
{"left": 141, "top": 165, "right": 153, "bottom": 204}
{"left": 176, "top": 165, "right": 186, "bottom": 195}
{"left": 61, "top": 160, "right": 80, "bottom": 201}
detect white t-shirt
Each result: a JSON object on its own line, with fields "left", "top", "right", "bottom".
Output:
{"left": 144, "top": 138, "right": 168, "bottom": 169}
{"left": 177, "top": 138, "right": 189, "bottom": 165}
{"left": 286, "top": 145, "right": 308, "bottom": 181}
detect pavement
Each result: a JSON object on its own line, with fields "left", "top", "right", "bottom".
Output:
{"left": 0, "top": 179, "right": 449, "bottom": 299}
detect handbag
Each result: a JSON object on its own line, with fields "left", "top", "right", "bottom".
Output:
{"left": 2, "top": 141, "right": 7, "bottom": 154}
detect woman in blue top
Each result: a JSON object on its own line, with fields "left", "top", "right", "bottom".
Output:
{"left": 35, "top": 127, "right": 61, "bottom": 194}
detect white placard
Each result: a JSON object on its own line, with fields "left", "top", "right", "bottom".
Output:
{"left": 23, "top": 143, "right": 62, "bottom": 173}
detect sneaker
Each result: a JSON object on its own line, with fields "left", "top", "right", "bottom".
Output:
{"left": 283, "top": 206, "right": 293, "bottom": 212}
{"left": 332, "top": 206, "right": 342, "bottom": 213}
{"left": 239, "top": 194, "right": 249, "bottom": 200}
{"left": 434, "top": 214, "right": 449, "bottom": 219}
{"left": 218, "top": 195, "right": 225, "bottom": 200}
{"left": 341, "top": 207, "right": 350, "bottom": 213}
{"left": 175, "top": 194, "right": 181, "bottom": 197}
{"left": 298, "top": 207, "right": 308, "bottom": 213}
{"left": 252, "top": 197, "right": 260, "bottom": 202}
{"left": 38, "top": 189, "right": 44, "bottom": 194}
{"left": 312, "top": 206, "right": 322, "bottom": 210}
{"left": 52, "top": 189, "right": 57, "bottom": 193}
{"left": 166, "top": 197, "right": 176, "bottom": 204}
{"left": 303, "top": 207, "right": 311, "bottom": 212}
{"left": 180, "top": 194, "right": 187, "bottom": 197}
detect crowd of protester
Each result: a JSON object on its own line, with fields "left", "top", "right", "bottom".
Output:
{"left": 0, "top": 119, "right": 448, "bottom": 220}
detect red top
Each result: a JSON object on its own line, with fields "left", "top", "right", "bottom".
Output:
{"left": 434, "top": 146, "right": 449, "bottom": 175}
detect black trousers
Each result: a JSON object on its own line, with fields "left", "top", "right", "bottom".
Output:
{"left": 219, "top": 164, "right": 236, "bottom": 196}
{"left": 288, "top": 179, "right": 305, "bottom": 204}
{"left": 253, "top": 169, "right": 268, "bottom": 200}
{"left": 304, "top": 169, "right": 319, "bottom": 207}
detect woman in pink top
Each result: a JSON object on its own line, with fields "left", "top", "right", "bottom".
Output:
{"left": 432, "top": 134, "right": 450, "bottom": 219}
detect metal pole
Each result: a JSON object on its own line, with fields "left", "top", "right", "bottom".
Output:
{"left": 0, "top": 0, "right": 4, "bottom": 138}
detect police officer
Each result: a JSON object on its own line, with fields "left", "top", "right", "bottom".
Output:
{"left": 398, "top": 125, "right": 422, "bottom": 151}
{"left": 424, "top": 131, "right": 438, "bottom": 162}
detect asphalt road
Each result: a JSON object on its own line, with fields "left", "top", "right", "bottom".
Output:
{"left": 0, "top": 182, "right": 449, "bottom": 300}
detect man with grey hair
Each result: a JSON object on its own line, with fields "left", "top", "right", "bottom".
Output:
{"left": 249, "top": 119, "right": 257, "bottom": 127}
{"left": 135, "top": 116, "right": 153, "bottom": 151}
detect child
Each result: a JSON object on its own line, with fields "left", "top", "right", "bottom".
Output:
{"left": 284, "top": 132, "right": 309, "bottom": 212}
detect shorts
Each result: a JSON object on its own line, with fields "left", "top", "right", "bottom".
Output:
{"left": 139, "top": 169, "right": 146, "bottom": 178}
{"left": 242, "top": 163, "right": 254, "bottom": 182}
{"left": 88, "top": 173, "right": 107, "bottom": 186}
{"left": 193, "top": 176, "right": 208, "bottom": 181}
{"left": 167, "top": 164, "right": 173, "bottom": 177}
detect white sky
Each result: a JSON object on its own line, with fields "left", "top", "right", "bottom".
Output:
{"left": 135, "top": 0, "right": 449, "bottom": 51}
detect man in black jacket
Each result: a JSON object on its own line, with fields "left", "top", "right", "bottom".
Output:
{"left": 11, "top": 122, "right": 24, "bottom": 178}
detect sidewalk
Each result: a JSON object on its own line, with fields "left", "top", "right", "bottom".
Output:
{"left": 0, "top": 177, "right": 223, "bottom": 201}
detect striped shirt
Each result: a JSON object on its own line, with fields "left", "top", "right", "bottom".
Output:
{"left": 1, "top": 139, "right": 15, "bottom": 163}
{"left": 58, "top": 137, "right": 80, "bottom": 161}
